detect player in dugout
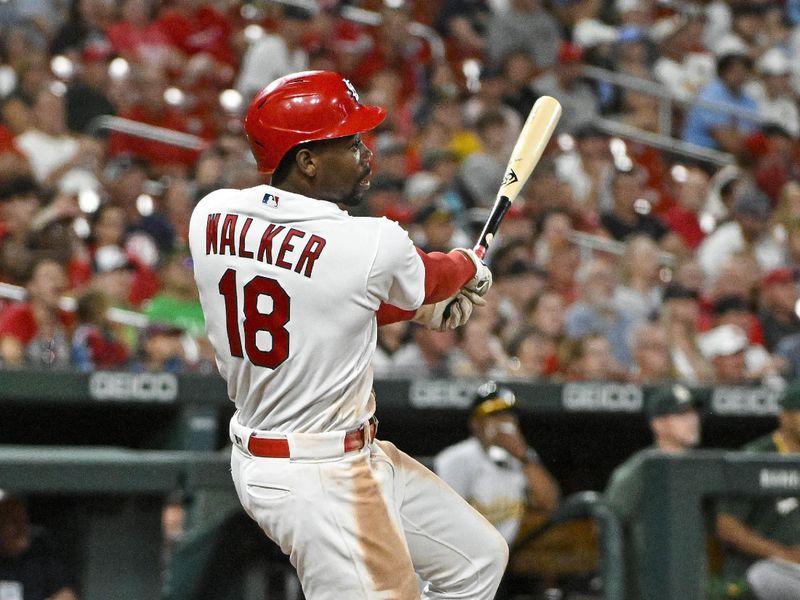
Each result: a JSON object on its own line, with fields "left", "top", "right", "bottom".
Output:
{"left": 715, "top": 384, "right": 800, "bottom": 600}
{"left": 605, "top": 383, "right": 702, "bottom": 599}
{"left": 188, "top": 71, "right": 507, "bottom": 599}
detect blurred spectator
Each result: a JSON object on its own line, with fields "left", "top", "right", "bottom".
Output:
{"left": 600, "top": 165, "right": 668, "bottom": 243}
{"left": 607, "top": 27, "right": 660, "bottom": 132}
{"left": 715, "top": 384, "right": 800, "bottom": 600}
{"left": 107, "top": 0, "right": 179, "bottom": 70}
{"left": 102, "top": 154, "right": 173, "bottom": 262}
{"left": 506, "top": 326, "right": 557, "bottom": 379}
{"left": 349, "top": 2, "right": 430, "bottom": 102}
{"left": 131, "top": 322, "right": 186, "bottom": 373}
{"left": 652, "top": 13, "right": 715, "bottom": 102}
{"left": 458, "top": 110, "right": 512, "bottom": 208}
{"left": 435, "top": 0, "right": 491, "bottom": 60}
{"left": 485, "top": 0, "right": 562, "bottom": 70}
{"left": 89, "top": 244, "right": 136, "bottom": 311}
{"left": 663, "top": 166, "right": 710, "bottom": 252}
{"left": 533, "top": 208, "right": 572, "bottom": 268}
{"left": 462, "top": 66, "right": 522, "bottom": 148}
{"left": 660, "top": 281, "right": 713, "bottom": 384}
{"left": 747, "top": 48, "right": 799, "bottom": 138}
{"left": 605, "top": 384, "right": 702, "bottom": 599}
{"left": 1, "top": 47, "right": 50, "bottom": 136}
{"left": 614, "top": 234, "right": 663, "bottom": 325}
{"left": 156, "top": 0, "right": 236, "bottom": 67}
{"left": 413, "top": 201, "right": 466, "bottom": 254}
{"left": 0, "top": 176, "right": 43, "bottom": 284}
{"left": 711, "top": 4, "right": 767, "bottom": 61}
{"left": 554, "top": 122, "right": 612, "bottom": 221}
{"left": 533, "top": 42, "right": 599, "bottom": 134}
{"left": 752, "top": 125, "right": 800, "bottom": 205}
{"left": 50, "top": 0, "right": 113, "bottom": 57}
{"left": 628, "top": 319, "right": 673, "bottom": 383}
{"left": 697, "top": 323, "right": 775, "bottom": 385}
{"left": 524, "top": 287, "right": 566, "bottom": 342}
{"left": 452, "top": 318, "right": 511, "bottom": 377}
{"left": 494, "top": 259, "right": 549, "bottom": 341}
{"left": 0, "top": 491, "right": 78, "bottom": 600}
{"left": 372, "top": 320, "right": 409, "bottom": 376}
{"left": 143, "top": 253, "right": 204, "bottom": 339}
{"left": 0, "top": 258, "right": 71, "bottom": 369}
{"left": 71, "top": 290, "right": 130, "bottom": 371}
{"left": 64, "top": 41, "right": 117, "bottom": 134}
{"left": 235, "top": 6, "right": 310, "bottom": 100}
{"left": 435, "top": 382, "right": 559, "bottom": 545}
{"left": 14, "top": 85, "right": 104, "bottom": 188}
{"left": 499, "top": 49, "right": 539, "bottom": 120}
{"left": 565, "top": 256, "right": 635, "bottom": 367}
{"left": 302, "top": 2, "right": 372, "bottom": 77}
{"left": 682, "top": 52, "right": 759, "bottom": 156}
{"left": 759, "top": 267, "right": 800, "bottom": 352}
{"left": 697, "top": 184, "right": 785, "bottom": 278}
{"left": 562, "top": 333, "right": 626, "bottom": 381}
{"left": 107, "top": 65, "right": 201, "bottom": 172}
{"left": 392, "top": 324, "right": 463, "bottom": 377}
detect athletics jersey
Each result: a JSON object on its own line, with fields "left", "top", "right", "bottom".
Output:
{"left": 188, "top": 184, "right": 425, "bottom": 432}
{"left": 434, "top": 438, "right": 528, "bottom": 543}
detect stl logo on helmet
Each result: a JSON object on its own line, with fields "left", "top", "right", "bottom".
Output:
{"left": 343, "top": 78, "right": 359, "bottom": 102}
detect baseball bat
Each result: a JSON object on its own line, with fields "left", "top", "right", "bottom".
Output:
{"left": 473, "top": 96, "right": 562, "bottom": 260}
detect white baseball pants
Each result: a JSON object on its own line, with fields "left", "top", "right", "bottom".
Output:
{"left": 229, "top": 422, "right": 508, "bottom": 600}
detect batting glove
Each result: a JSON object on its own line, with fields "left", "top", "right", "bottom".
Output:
{"left": 412, "top": 290, "right": 484, "bottom": 331}
{"left": 456, "top": 248, "right": 493, "bottom": 296}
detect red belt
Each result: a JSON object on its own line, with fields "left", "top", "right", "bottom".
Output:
{"left": 247, "top": 417, "right": 378, "bottom": 458}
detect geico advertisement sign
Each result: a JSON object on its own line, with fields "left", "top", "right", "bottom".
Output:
{"left": 710, "top": 387, "right": 780, "bottom": 416}
{"left": 89, "top": 371, "right": 178, "bottom": 402}
{"left": 562, "top": 383, "right": 643, "bottom": 412}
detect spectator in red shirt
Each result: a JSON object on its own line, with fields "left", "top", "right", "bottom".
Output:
{"left": 156, "top": 0, "right": 236, "bottom": 67}
{"left": 664, "top": 166, "right": 710, "bottom": 251}
{"left": 108, "top": 65, "right": 201, "bottom": 172}
{"left": 348, "top": 1, "right": 430, "bottom": 102}
{"left": 71, "top": 289, "right": 130, "bottom": 371}
{"left": 0, "top": 258, "right": 71, "bottom": 369}
{"left": 107, "top": 0, "right": 181, "bottom": 71}
{"left": 0, "top": 123, "right": 30, "bottom": 181}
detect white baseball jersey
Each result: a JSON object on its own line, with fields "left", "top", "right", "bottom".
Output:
{"left": 188, "top": 184, "right": 425, "bottom": 432}
{"left": 434, "top": 437, "right": 528, "bottom": 543}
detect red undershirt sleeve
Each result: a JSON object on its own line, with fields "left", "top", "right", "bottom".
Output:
{"left": 376, "top": 248, "right": 476, "bottom": 326}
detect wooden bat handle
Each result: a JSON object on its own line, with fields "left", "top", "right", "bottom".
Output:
{"left": 474, "top": 196, "right": 512, "bottom": 260}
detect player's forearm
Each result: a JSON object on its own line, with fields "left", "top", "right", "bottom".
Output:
{"left": 376, "top": 303, "right": 415, "bottom": 326}
{"left": 416, "top": 248, "right": 476, "bottom": 303}
{"left": 376, "top": 248, "right": 477, "bottom": 326}
{"left": 716, "top": 513, "right": 787, "bottom": 559}
{"left": 524, "top": 463, "right": 560, "bottom": 512}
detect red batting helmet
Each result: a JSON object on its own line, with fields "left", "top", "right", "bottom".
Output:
{"left": 244, "top": 71, "right": 387, "bottom": 175}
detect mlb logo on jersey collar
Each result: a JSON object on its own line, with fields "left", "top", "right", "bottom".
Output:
{"left": 262, "top": 193, "right": 280, "bottom": 208}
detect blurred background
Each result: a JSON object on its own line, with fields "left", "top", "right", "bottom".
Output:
{"left": 2, "top": 0, "right": 800, "bottom": 598}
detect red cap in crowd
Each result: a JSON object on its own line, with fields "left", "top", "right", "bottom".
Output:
{"left": 557, "top": 42, "right": 584, "bottom": 64}
{"left": 762, "top": 267, "right": 796, "bottom": 287}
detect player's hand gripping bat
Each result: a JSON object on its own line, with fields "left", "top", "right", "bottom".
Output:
{"left": 474, "top": 96, "right": 562, "bottom": 260}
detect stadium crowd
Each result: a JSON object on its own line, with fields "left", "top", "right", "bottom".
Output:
{"left": 0, "top": 0, "right": 799, "bottom": 389}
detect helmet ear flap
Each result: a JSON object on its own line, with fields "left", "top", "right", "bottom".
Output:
{"left": 244, "top": 71, "right": 387, "bottom": 175}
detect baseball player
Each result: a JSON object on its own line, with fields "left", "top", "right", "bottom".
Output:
{"left": 188, "top": 71, "right": 508, "bottom": 599}
{"left": 434, "top": 382, "right": 560, "bottom": 545}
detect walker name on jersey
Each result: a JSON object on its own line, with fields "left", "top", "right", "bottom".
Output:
{"left": 205, "top": 213, "right": 327, "bottom": 278}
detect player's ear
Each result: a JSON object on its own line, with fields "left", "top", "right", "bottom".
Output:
{"left": 295, "top": 148, "right": 317, "bottom": 177}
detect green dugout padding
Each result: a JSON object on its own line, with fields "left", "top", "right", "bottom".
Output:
{"left": 639, "top": 452, "right": 800, "bottom": 600}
